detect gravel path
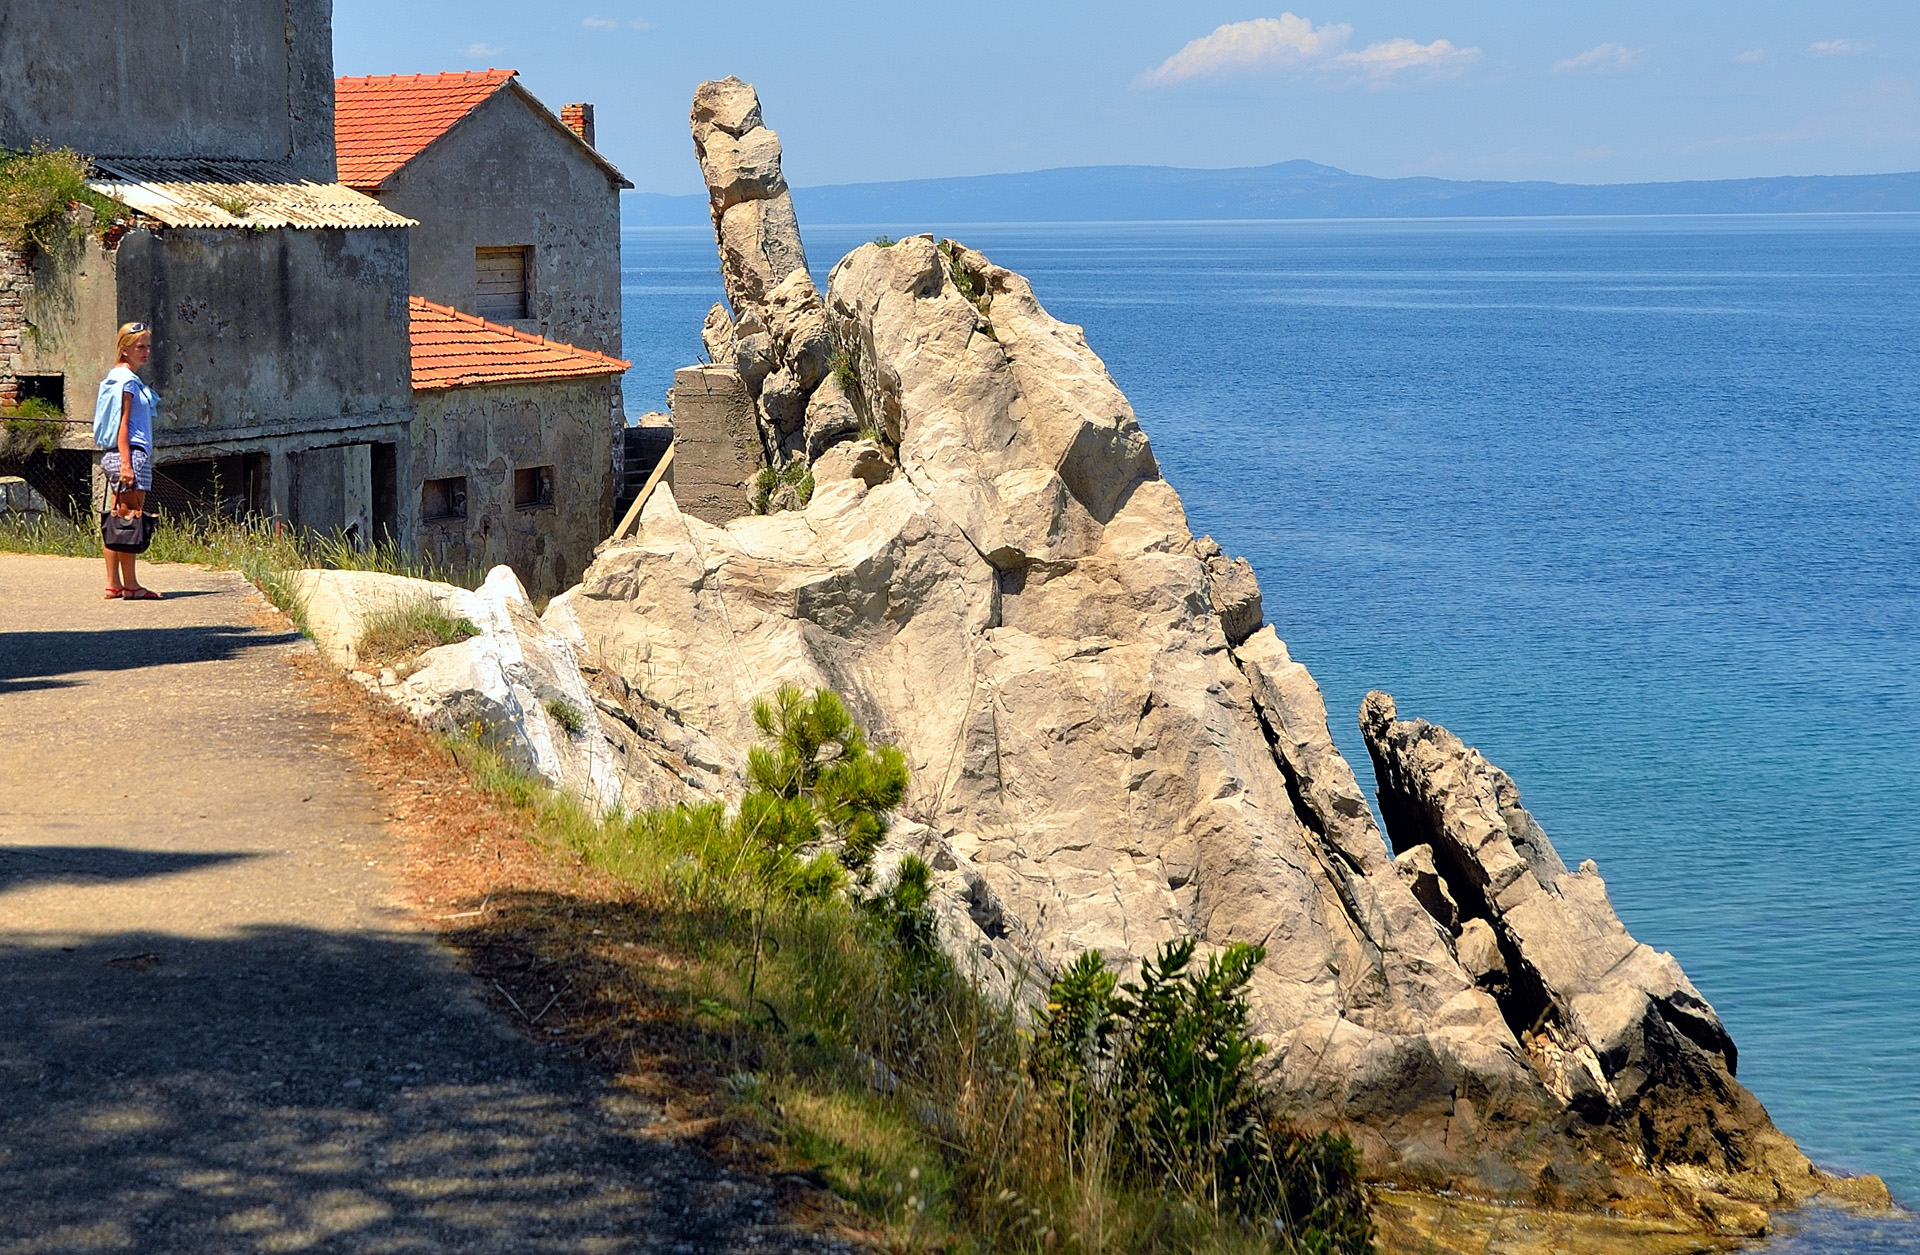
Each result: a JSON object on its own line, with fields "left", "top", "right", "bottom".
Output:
{"left": 0, "top": 555, "right": 851, "bottom": 1254}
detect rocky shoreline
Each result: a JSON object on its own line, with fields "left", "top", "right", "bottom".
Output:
{"left": 291, "top": 77, "right": 1894, "bottom": 1247}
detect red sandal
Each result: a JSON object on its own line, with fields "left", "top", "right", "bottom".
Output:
{"left": 104, "top": 587, "right": 124, "bottom": 599}
{"left": 121, "top": 587, "right": 162, "bottom": 601}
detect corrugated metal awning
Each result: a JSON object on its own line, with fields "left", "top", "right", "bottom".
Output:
{"left": 87, "top": 158, "right": 417, "bottom": 229}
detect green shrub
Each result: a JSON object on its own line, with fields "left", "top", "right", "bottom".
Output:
{"left": 1035, "top": 939, "right": 1376, "bottom": 1252}
{"left": 873, "top": 234, "right": 897, "bottom": 248}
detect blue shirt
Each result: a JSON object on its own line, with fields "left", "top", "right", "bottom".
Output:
{"left": 101, "top": 366, "right": 156, "bottom": 451}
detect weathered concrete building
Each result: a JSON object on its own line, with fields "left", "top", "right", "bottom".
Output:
{"left": 0, "top": 0, "right": 416, "bottom": 535}
{"left": 407, "top": 299, "right": 626, "bottom": 595}
{"left": 334, "top": 71, "right": 629, "bottom": 355}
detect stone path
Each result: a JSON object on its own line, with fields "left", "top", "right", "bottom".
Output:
{"left": 0, "top": 555, "right": 848, "bottom": 1254}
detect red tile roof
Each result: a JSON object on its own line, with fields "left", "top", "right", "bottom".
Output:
{"left": 411, "top": 298, "right": 629, "bottom": 391}
{"left": 335, "top": 70, "right": 518, "bottom": 192}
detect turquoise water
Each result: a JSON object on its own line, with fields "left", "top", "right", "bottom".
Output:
{"left": 622, "top": 217, "right": 1920, "bottom": 1227}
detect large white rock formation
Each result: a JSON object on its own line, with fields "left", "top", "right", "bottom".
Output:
{"left": 562, "top": 233, "right": 1563, "bottom": 1189}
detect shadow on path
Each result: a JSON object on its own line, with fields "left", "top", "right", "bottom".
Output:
{"left": 0, "top": 925, "right": 846, "bottom": 1254}
{"left": 0, "top": 625, "right": 299, "bottom": 689}
{"left": 0, "top": 846, "right": 257, "bottom": 892}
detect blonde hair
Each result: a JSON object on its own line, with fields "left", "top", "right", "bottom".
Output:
{"left": 115, "top": 322, "right": 151, "bottom": 362}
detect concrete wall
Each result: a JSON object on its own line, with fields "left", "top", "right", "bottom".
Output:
{"left": 111, "top": 226, "right": 412, "bottom": 451}
{"left": 409, "top": 377, "right": 616, "bottom": 597}
{"left": 373, "top": 87, "right": 622, "bottom": 356}
{"left": 0, "top": 0, "right": 336, "bottom": 181}
{"left": 667, "top": 365, "right": 764, "bottom": 525}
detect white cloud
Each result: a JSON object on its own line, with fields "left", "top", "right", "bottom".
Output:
{"left": 1809, "top": 39, "right": 1871, "bottom": 56}
{"left": 1734, "top": 48, "right": 1766, "bottom": 65}
{"left": 1553, "top": 42, "right": 1645, "bottom": 74}
{"left": 1142, "top": 14, "right": 1476, "bottom": 86}
{"left": 582, "top": 16, "right": 619, "bottom": 29}
{"left": 1144, "top": 15, "right": 1351, "bottom": 84}
{"left": 464, "top": 42, "right": 504, "bottom": 57}
{"left": 1338, "top": 37, "right": 1476, "bottom": 77}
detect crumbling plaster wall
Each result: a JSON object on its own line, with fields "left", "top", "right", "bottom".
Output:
{"left": 409, "top": 378, "right": 615, "bottom": 597}
{"left": 371, "top": 89, "right": 623, "bottom": 358}
{"left": 15, "top": 234, "right": 121, "bottom": 445}
{"left": 0, "top": 0, "right": 336, "bottom": 181}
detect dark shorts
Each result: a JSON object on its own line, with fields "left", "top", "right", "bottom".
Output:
{"left": 102, "top": 447, "right": 152, "bottom": 492}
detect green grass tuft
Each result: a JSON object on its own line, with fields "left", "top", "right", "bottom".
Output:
{"left": 355, "top": 595, "right": 479, "bottom": 667}
{"left": 544, "top": 697, "right": 586, "bottom": 736}
{"left": 0, "top": 146, "right": 125, "bottom": 252}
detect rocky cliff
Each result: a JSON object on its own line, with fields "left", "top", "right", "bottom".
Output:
{"left": 305, "top": 78, "right": 1887, "bottom": 1239}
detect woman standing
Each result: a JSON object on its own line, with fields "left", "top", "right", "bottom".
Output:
{"left": 98, "top": 322, "right": 160, "bottom": 600}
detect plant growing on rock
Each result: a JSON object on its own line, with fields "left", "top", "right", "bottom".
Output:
{"left": 1, "top": 398, "right": 64, "bottom": 456}
{"left": 544, "top": 697, "right": 586, "bottom": 736}
{"left": 0, "top": 146, "right": 123, "bottom": 253}
{"left": 752, "top": 461, "right": 814, "bottom": 513}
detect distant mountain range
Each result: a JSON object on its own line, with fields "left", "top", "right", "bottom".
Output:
{"left": 625, "top": 159, "right": 1920, "bottom": 226}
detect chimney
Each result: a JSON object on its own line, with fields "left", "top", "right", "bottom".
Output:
{"left": 561, "top": 103, "right": 595, "bottom": 149}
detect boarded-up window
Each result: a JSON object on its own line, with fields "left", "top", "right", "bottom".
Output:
{"left": 422, "top": 475, "right": 468, "bottom": 522}
{"left": 513, "top": 465, "right": 554, "bottom": 510}
{"left": 475, "top": 247, "right": 530, "bottom": 320}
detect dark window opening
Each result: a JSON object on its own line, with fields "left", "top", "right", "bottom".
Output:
{"left": 152, "top": 452, "right": 269, "bottom": 519}
{"left": 422, "top": 475, "right": 468, "bottom": 522}
{"left": 372, "top": 443, "right": 398, "bottom": 546}
{"left": 475, "top": 246, "right": 530, "bottom": 321}
{"left": 15, "top": 374, "right": 64, "bottom": 413}
{"left": 513, "top": 465, "right": 555, "bottom": 510}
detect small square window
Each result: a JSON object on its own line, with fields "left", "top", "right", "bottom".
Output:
{"left": 475, "top": 246, "right": 530, "bottom": 320}
{"left": 513, "top": 465, "right": 554, "bottom": 510}
{"left": 422, "top": 475, "right": 467, "bottom": 522}
{"left": 16, "top": 374, "right": 64, "bottom": 413}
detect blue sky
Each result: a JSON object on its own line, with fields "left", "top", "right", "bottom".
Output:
{"left": 334, "top": 2, "right": 1920, "bottom": 193}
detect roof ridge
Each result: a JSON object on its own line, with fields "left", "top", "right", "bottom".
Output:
{"left": 337, "top": 69, "right": 517, "bottom": 86}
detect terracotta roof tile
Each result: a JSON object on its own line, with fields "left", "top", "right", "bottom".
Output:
{"left": 335, "top": 70, "right": 517, "bottom": 192}
{"left": 411, "top": 298, "right": 629, "bottom": 391}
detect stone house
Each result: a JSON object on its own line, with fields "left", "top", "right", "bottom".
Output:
{"left": 407, "top": 298, "right": 627, "bottom": 596}
{"left": 0, "top": 0, "right": 416, "bottom": 535}
{"left": 334, "top": 70, "right": 635, "bottom": 586}
{"left": 333, "top": 71, "right": 629, "bottom": 356}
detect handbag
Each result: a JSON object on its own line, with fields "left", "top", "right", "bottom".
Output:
{"left": 101, "top": 506, "right": 157, "bottom": 553}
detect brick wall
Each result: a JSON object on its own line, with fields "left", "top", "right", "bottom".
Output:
{"left": 0, "top": 245, "right": 28, "bottom": 410}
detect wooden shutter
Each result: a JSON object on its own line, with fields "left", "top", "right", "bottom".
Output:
{"left": 475, "top": 247, "right": 529, "bottom": 320}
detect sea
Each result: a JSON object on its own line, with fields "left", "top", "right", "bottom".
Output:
{"left": 623, "top": 215, "right": 1920, "bottom": 1246}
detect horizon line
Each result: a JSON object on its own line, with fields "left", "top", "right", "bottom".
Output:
{"left": 622, "top": 160, "right": 1920, "bottom": 201}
